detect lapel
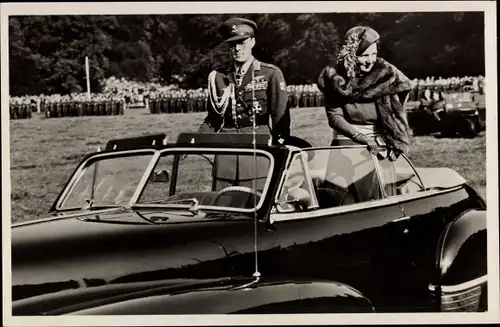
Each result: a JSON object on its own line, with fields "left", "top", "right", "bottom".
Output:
{"left": 224, "top": 66, "right": 237, "bottom": 86}
{"left": 239, "top": 59, "right": 260, "bottom": 90}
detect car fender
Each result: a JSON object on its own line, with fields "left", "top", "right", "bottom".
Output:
{"left": 46, "top": 279, "right": 374, "bottom": 315}
{"left": 436, "top": 208, "right": 487, "bottom": 286}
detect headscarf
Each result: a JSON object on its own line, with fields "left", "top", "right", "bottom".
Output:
{"left": 337, "top": 26, "right": 380, "bottom": 79}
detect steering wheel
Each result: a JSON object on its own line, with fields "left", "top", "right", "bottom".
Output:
{"left": 212, "top": 186, "right": 262, "bottom": 208}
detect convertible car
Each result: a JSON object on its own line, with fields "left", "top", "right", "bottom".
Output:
{"left": 11, "top": 132, "right": 487, "bottom": 315}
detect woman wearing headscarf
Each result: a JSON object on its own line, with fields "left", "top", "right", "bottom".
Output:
{"left": 317, "top": 26, "right": 413, "bottom": 158}
{"left": 315, "top": 26, "right": 414, "bottom": 202}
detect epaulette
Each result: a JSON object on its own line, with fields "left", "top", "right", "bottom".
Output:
{"left": 213, "top": 63, "right": 232, "bottom": 74}
{"left": 259, "top": 62, "right": 280, "bottom": 71}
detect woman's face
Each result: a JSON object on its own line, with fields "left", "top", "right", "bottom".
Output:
{"left": 357, "top": 42, "right": 378, "bottom": 73}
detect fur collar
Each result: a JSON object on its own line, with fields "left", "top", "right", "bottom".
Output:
{"left": 318, "top": 58, "right": 413, "bottom": 154}
{"left": 318, "top": 58, "right": 412, "bottom": 104}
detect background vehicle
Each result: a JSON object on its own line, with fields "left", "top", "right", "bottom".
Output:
{"left": 11, "top": 133, "right": 487, "bottom": 315}
{"left": 408, "top": 94, "right": 485, "bottom": 138}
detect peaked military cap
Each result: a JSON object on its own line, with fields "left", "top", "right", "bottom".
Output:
{"left": 220, "top": 17, "right": 257, "bottom": 43}
{"left": 344, "top": 26, "right": 380, "bottom": 55}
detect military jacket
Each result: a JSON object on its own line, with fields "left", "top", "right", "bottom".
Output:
{"left": 202, "top": 59, "right": 290, "bottom": 138}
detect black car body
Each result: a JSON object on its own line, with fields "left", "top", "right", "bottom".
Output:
{"left": 11, "top": 133, "right": 488, "bottom": 315}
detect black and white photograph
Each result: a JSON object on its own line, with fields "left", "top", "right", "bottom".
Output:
{"left": 2, "top": 1, "right": 498, "bottom": 326}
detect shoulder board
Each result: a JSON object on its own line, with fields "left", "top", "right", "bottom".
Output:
{"left": 259, "top": 62, "right": 280, "bottom": 71}
{"left": 213, "top": 63, "right": 232, "bottom": 73}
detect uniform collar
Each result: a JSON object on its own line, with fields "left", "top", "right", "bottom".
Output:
{"left": 234, "top": 56, "right": 255, "bottom": 75}
{"left": 225, "top": 57, "right": 262, "bottom": 88}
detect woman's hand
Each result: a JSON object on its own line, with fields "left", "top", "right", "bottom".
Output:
{"left": 351, "top": 133, "right": 379, "bottom": 155}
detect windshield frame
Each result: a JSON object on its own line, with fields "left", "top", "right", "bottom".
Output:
{"left": 54, "top": 146, "right": 276, "bottom": 214}
{"left": 134, "top": 147, "right": 276, "bottom": 213}
{"left": 54, "top": 149, "right": 160, "bottom": 211}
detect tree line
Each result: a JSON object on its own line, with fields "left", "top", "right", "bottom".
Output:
{"left": 9, "top": 12, "right": 485, "bottom": 96}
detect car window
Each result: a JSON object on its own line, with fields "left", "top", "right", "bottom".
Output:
{"left": 376, "top": 152, "right": 424, "bottom": 196}
{"left": 61, "top": 154, "right": 154, "bottom": 209}
{"left": 302, "top": 148, "right": 383, "bottom": 208}
{"left": 139, "top": 151, "right": 272, "bottom": 210}
{"left": 276, "top": 152, "right": 315, "bottom": 212}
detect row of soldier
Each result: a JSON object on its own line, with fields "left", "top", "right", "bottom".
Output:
{"left": 44, "top": 100, "right": 125, "bottom": 118}
{"left": 9, "top": 75, "right": 485, "bottom": 119}
{"left": 147, "top": 86, "right": 326, "bottom": 114}
{"left": 411, "top": 76, "right": 485, "bottom": 95}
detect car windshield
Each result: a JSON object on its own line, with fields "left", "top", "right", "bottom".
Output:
{"left": 58, "top": 152, "right": 156, "bottom": 210}
{"left": 137, "top": 149, "right": 273, "bottom": 212}
{"left": 278, "top": 147, "right": 385, "bottom": 209}
{"left": 276, "top": 146, "right": 424, "bottom": 212}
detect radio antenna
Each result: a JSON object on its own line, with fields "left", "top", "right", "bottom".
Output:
{"left": 251, "top": 63, "right": 261, "bottom": 280}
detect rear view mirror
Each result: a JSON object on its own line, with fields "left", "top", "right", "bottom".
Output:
{"left": 149, "top": 170, "right": 170, "bottom": 183}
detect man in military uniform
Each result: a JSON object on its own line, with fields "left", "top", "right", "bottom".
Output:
{"left": 197, "top": 17, "right": 290, "bottom": 192}
{"left": 198, "top": 17, "right": 290, "bottom": 142}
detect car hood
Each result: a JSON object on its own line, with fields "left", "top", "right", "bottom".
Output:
{"left": 11, "top": 209, "right": 257, "bottom": 300}
{"left": 12, "top": 276, "right": 371, "bottom": 315}
{"left": 12, "top": 276, "right": 247, "bottom": 315}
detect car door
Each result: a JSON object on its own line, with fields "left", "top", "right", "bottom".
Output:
{"left": 372, "top": 151, "right": 477, "bottom": 309}
{"left": 374, "top": 151, "right": 473, "bottom": 254}
{"left": 264, "top": 146, "right": 409, "bottom": 304}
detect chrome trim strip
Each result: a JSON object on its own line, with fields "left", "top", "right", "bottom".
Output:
{"left": 272, "top": 149, "right": 298, "bottom": 207}
{"left": 442, "top": 292, "right": 481, "bottom": 304}
{"left": 12, "top": 207, "right": 127, "bottom": 228}
{"left": 128, "top": 151, "right": 162, "bottom": 206}
{"left": 401, "top": 153, "right": 426, "bottom": 190}
{"left": 299, "top": 151, "right": 319, "bottom": 208}
{"left": 428, "top": 275, "right": 487, "bottom": 292}
{"left": 392, "top": 216, "right": 411, "bottom": 223}
{"left": 442, "top": 302, "right": 480, "bottom": 311}
{"left": 271, "top": 186, "right": 464, "bottom": 222}
{"left": 372, "top": 152, "right": 388, "bottom": 199}
{"left": 396, "top": 185, "right": 464, "bottom": 204}
{"left": 304, "top": 145, "right": 371, "bottom": 150}
{"left": 272, "top": 150, "right": 305, "bottom": 216}
{"left": 55, "top": 149, "right": 158, "bottom": 210}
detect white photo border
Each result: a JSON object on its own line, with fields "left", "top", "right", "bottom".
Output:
{"left": 2, "top": 1, "right": 498, "bottom": 326}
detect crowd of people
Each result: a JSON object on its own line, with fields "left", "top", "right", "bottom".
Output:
{"left": 9, "top": 74, "right": 485, "bottom": 119}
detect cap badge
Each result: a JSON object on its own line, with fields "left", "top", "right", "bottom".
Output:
{"left": 231, "top": 25, "right": 242, "bottom": 36}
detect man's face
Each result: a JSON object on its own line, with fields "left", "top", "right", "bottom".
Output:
{"left": 357, "top": 42, "right": 378, "bottom": 73}
{"left": 229, "top": 37, "right": 255, "bottom": 64}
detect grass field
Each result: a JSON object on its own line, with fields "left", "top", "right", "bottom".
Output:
{"left": 9, "top": 107, "right": 487, "bottom": 223}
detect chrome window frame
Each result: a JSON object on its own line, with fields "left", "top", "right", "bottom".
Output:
{"left": 135, "top": 147, "right": 276, "bottom": 213}
{"left": 273, "top": 149, "right": 319, "bottom": 213}
{"left": 270, "top": 145, "right": 457, "bottom": 223}
{"left": 270, "top": 185, "right": 463, "bottom": 223}
{"left": 55, "top": 149, "right": 159, "bottom": 210}
{"left": 55, "top": 147, "right": 275, "bottom": 214}
{"left": 372, "top": 151, "right": 426, "bottom": 197}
